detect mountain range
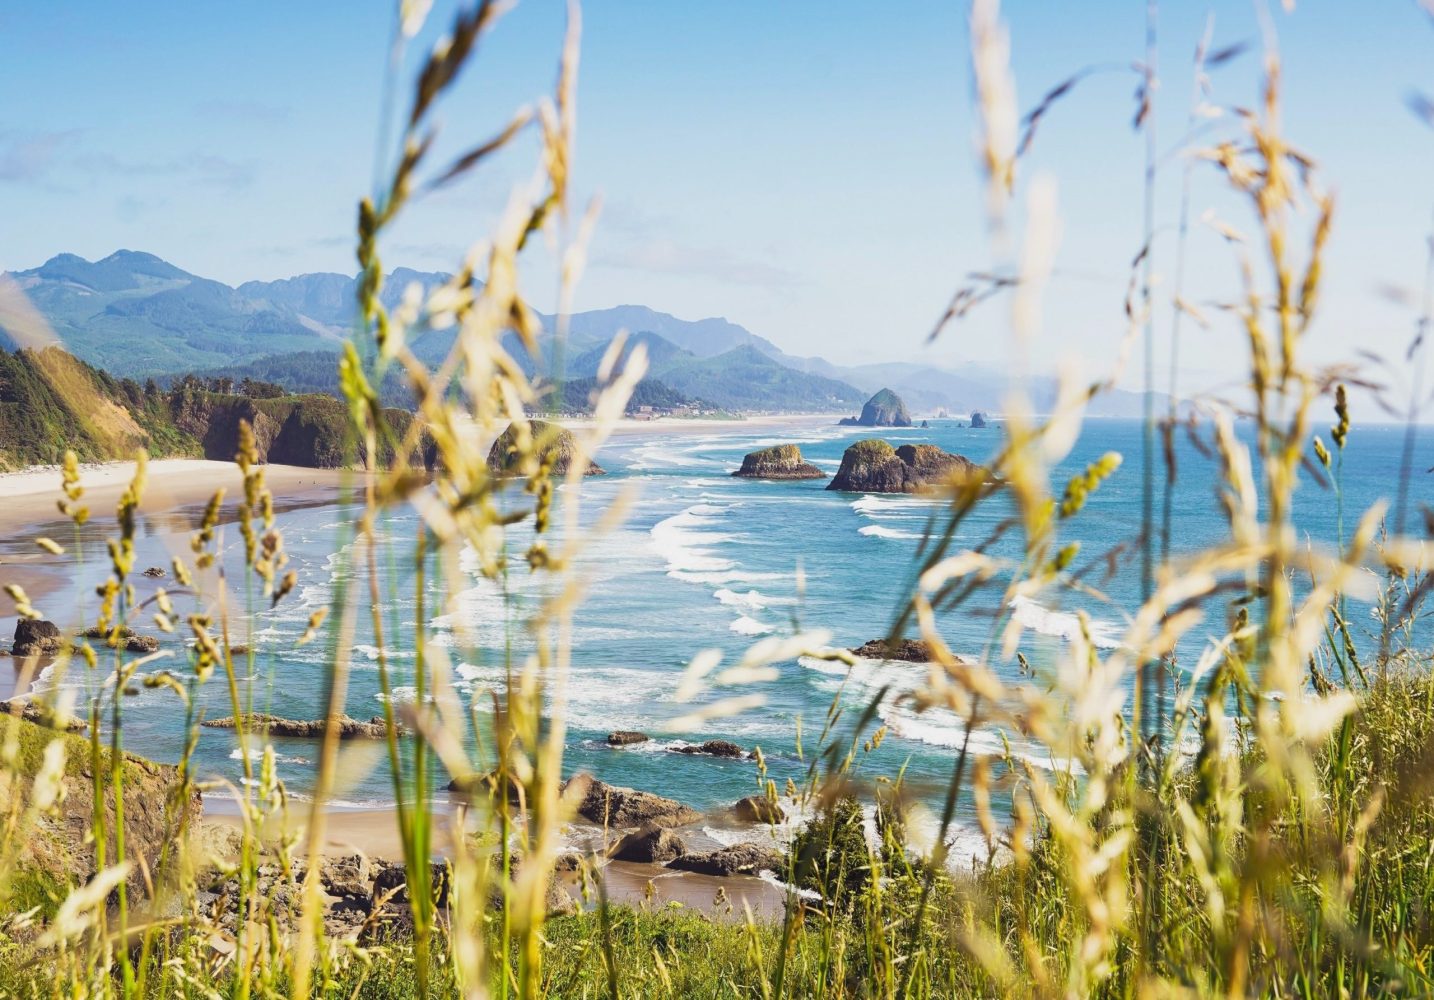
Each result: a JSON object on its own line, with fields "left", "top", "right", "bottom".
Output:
{"left": 3, "top": 250, "right": 1158, "bottom": 417}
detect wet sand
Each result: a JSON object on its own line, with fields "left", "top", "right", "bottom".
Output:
{"left": 0, "top": 460, "right": 351, "bottom": 621}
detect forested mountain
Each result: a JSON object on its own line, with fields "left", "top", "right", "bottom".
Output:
{"left": 4, "top": 250, "right": 1161, "bottom": 416}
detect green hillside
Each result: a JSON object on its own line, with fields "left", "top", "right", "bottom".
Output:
{"left": 0, "top": 347, "right": 425, "bottom": 472}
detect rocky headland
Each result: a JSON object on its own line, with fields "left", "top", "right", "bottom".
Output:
{"left": 487, "top": 419, "right": 605, "bottom": 477}
{"left": 838, "top": 387, "right": 912, "bottom": 428}
{"left": 827, "top": 439, "right": 977, "bottom": 494}
{"left": 731, "top": 444, "right": 825, "bottom": 480}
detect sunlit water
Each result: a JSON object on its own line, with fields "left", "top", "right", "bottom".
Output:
{"left": 5, "top": 415, "right": 1428, "bottom": 859}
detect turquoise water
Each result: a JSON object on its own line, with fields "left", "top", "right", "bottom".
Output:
{"left": 8, "top": 415, "right": 1429, "bottom": 853}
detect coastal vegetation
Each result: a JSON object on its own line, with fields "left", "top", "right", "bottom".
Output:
{"left": 0, "top": 346, "right": 425, "bottom": 471}
{"left": 0, "top": 3, "right": 1430, "bottom": 1000}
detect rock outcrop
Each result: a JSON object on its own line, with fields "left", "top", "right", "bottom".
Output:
{"left": 671, "top": 739, "right": 746, "bottom": 759}
{"left": 839, "top": 388, "right": 912, "bottom": 428}
{"left": 12, "top": 619, "right": 65, "bottom": 658}
{"left": 0, "top": 716, "right": 202, "bottom": 901}
{"left": 0, "top": 698, "right": 87, "bottom": 732}
{"left": 80, "top": 625, "right": 160, "bottom": 653}
{"left": 850, "top": 638, "right": 935, "bottom": 663}
{"left": 734, "top": 795, "right": 786, "bottom": 824}
{"left": 731, "top": 444, "right": 825, "bottom": 480}
{"left": 487, "top": 419, "right": 604, "bottom": 477}
{"left": 607, "top": 730, "right": 650, "bottom": 746}
{"left": 202, "top": 713, "right": 398, "bottom": 739}
{"left": 827, "top": 440, "right": 977, "bottom": 494}
{"left": 563, "top": 773, "right": 701, "bottom": 828}
{"left": 611, "top": 823, "right": 688, "bottom": 864}
{"left": 668, "top": 843, "right": 784, "bottom": 877}
{"left": 970, "top": 411, "right": 989, "bottom": 429}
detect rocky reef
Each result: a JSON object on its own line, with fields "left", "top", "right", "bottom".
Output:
{"left": 827, "top": 439, "right": 977, "bottom": 493}
{"left": 731, "top": 444, "right": 825, "bottom": 479}
{"left": 201, "top": 713, "right": 399, "bottom": 739}
{"left": 850, "top": 637, "right": 935, "bottom": 662}
{"left": 838, "top": 387, "right": 912, "bottom": 428}
{"left": 486, "top": 419, "right": 605, "bottom": 477}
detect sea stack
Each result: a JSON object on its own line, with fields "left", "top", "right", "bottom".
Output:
{"left": 827, "top": 439, "right": 977, "bottom": 494}
{"left": 970, "top": 411, "right": 989, "bottom": 429}
{"left": 487, "top": 419, "right": 605, "bottom": 476}
{"left": 731, "top": 444, "right": 825, "bottom": 479}
{"left": 839, "top": 388, "right": 912, "bottom": 428}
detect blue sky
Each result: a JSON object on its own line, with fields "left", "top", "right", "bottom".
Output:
{"left": 2, "top": 1, "right": 1432, "bottom": 399}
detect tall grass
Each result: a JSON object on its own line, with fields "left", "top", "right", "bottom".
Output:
{"left": 1, "top": 1, "right": 1432, "bottom": 998}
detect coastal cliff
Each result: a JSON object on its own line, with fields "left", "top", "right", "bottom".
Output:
{"left": 827, "top": 439, "right": 977, "bottom": 493}
{"left": 731, "top": 444, "right": 825, "bottom": 479}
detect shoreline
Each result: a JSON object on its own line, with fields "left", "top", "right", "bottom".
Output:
{"left": 200, "top": 794, "right": 789, "bottom": 919}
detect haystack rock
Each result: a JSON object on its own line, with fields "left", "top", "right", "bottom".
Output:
{"left": 839, "top": 388, "right": 912, "bottom": 428}
{"left": 731, "top": 444, "right": 825, "bottom": 480}
{"left": 970, "top": 411, "right": 989, "bottom": 429}
{"left": 486, "top": 419, "right": 605, "bottom": 477}
{"left": 827, "top": 440, "right": 977, "bottom": 494}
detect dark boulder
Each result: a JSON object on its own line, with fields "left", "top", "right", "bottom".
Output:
{"left": 563, "top": 773, "right": 702, "bottom": 828}
{"left": 970, "top": 411, "right": 989, "bottom": 429}
{"left": 81, "top": 626, "right": 159, "bottom": 653}
{"left": 827, "top": 440, "right": 978, "bottom": 494}
{"left": 611, "top": 823, "right": 688, "bottom": 864}
{"left": 13, "top": 619, "right": 64, "bottom": 658}
{"left": 734, "top": 795, "right": 786, "bottom": 824}
{"left": 731, "top": 444, "right": 825, "bottom": 480}
{"left": 671, "top": 739, "right": 745, "bottom": 759}
{"left": 850, "top": 638, "right": 935, "bottom": 663}
{"left": 487, "top": 419, "right": 604, "bottom": 477}
{"left": 607, "top": 730, "right": 650, "bottom": 746}
{"left": 668, "top": 843, "right": 784, "bottom": 877}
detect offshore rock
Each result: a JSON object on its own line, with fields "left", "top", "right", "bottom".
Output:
{"left": 671, "top": 739, "right": 746, "bottom": 759}
{"left": 607, "top": 730, "right": 651, "bottom": 746}
{"left": 201, "top": 713, "right": 399, "bottom": 739}
{"left": 849, "top": 638, "right": 935, "bottom": 663}
{"left": 970, "top": 411, "right": 989, "bottom": 429}
{"left": 827, "top": 440, "right": 977, "bottom": 494}
{"left": 487, "top": 419, "right": 604, "bottom": 477}
{"left": 731, "top": 444, "right": 825, "bottom": 480}
{"left": 838, "top": 388, "right": 912, "bottom": 428}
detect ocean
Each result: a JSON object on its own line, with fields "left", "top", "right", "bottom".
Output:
{"left": 11, "top": 415, "right": 1430, "bottom": 856}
